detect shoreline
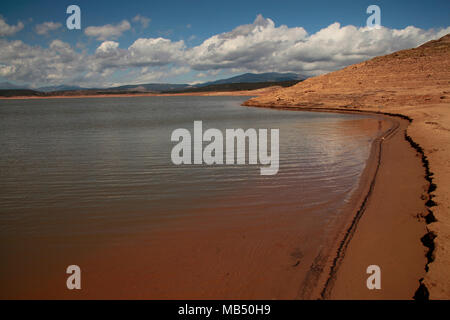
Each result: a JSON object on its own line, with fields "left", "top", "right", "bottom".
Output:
{"left": 0, "top": 87, "right": 281, "bottom": 100}
{"left": 326, "top": 115, "right": 428, "bottom": 299}
{"left": 243, "top": 103, "right": 430, "bottom": 299}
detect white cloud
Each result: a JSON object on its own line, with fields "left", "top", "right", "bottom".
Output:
{"left": 186, "top": 14, "right": 307, "bottom": 71}
{"left": 277, "top": 23, "right": 450, "bottom": 76}
{"left": 35, "top": 21, "right": 62, "bottom": 35}
{"left": 128, "top": 37, "right": 185, "bottom": 67}
{"left": 185, "top": 16, "right": 450, "bottom": 76}
{"left": 0, "top": 39, "right": 86, "bottom": 85}
{"left": 0, "top": 16, "right": 24, "bottom": 36}
{"left": 0, "top": 64, "right": 15, "bottom": 76}
{"left": 86, "top": 37, "right": 186, "bottom": 76}
{"left": 84, "top": 20, "right": 131, "bottom": 41}
{"left": 128, "top": 66, "right": 190, "bottom": 85}
{"left": 132, "top": 15, "right": 150, "bottom": 29}
{"left": 0, "top": 35, "right": 187, "bottom": 86}
{"left": 95, "top": 41, "right": 120, "bottom": 54}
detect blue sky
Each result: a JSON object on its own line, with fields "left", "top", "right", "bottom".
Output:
{"left": 0, "top": 0, "right": 449, "bottom": 87}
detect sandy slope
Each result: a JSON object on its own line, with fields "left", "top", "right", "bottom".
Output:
{"left": 244, "top": 34, "right": 450, "bottom": 299}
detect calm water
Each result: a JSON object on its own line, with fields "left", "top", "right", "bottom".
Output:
{"left": 0, "top": 96, "right": 389, "bottom": 298}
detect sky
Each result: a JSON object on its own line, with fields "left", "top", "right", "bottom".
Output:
{"left": 0, "top": 0, "right": 449, "bottom": 88}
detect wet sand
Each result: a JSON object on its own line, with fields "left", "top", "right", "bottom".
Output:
{"left": 325, "top": 117, "right": 428, "bottom": 299}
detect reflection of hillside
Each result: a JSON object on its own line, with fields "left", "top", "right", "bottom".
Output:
{"left": 293, "top": 117, "right": 389, "bottom": 166}
{"left": 330, "top": 117, "right": 390, "bottom": 138}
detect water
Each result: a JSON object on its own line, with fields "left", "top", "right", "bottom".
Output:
{"left": 0, "top": 96, "right": 390, "bottom": 298}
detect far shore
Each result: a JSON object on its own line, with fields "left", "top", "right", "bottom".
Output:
{"left": 0, "top": 86, "right": 281, "bottom": 100}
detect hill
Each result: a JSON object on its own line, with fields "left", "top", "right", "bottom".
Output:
{"left": 108, "top": 83, "right": 190, "bottom": 92}
{"left": 163, "top": 80, "right": 301, "bottom": 93}
{"left": 0, "top": 89, "right": 43, "bottom": 97}
{"left": 196, "top": 72, "right": 303, "bottom": 87}
{"left": 244, "top": 35, "right": 450, "bottom": 110}
{"left": 0, "top": 72, "right": 303, "bottom": 95}
{"left": 37, "top": 85, "right": 87, "bottom": 92}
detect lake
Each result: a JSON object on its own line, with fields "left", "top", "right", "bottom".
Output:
{"left": 0, "top": 96, "right": 391, "bottom": 298}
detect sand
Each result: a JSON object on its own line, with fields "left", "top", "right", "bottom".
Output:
{"left": 324, "top": 118, "right": 428, "bottom": 299}
{"left": 244, "top": 34, "right": 450, "bottom": 299}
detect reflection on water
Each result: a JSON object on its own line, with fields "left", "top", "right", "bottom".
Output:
{"left": 0, "top": 96, "right": 390, "bottom": 298}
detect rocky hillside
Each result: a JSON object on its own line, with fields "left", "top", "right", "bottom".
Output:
{"left": 244, "top": 34, "right": 450, "bottom": 110}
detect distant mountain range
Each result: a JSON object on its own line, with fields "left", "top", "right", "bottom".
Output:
{"left": 196, "top": 72, "right": 304, "bottom": 87}
{"left": 0, "top": 72, "right": 305, "bottom": 97}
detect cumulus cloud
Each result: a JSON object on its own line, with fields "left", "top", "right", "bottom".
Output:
{"left": 127, "top": 66, "right": 190, "bottom": 85}
{"left": 0, "top": 38, "right": 86, "bottom": 85}
{"left": 35, "top": 21, "right": 62, "bottom": 35}
{"left": 0, "top": 16, "right": 24, "bottom": 36}
{"left": 95, "top": 41, "right": 120, "bottom": 54}
{"left": 185, "top": 15, "right": 450, "bottom": 76}
{"left": 87, "top": 37, "right": 186, "bottom": 75}
{"left": 84, "top": 20, "right": 131, "bottom": 40}
{"left": 0, "top": 14, "right": 449, "bottom": 87}
{"left": 278, "top": 23, "right": 450, "bottom": 75}
{"left": 132, "top": 15, "right": 150, "bottom": 29}
{"left": 128, "top": 38, "right": 185, "bottom": 66}
{"left": 0, "top": 35, "right": 187, "bottom": 87}
{"left": 186, "top": 14, "right": 307, "bottom": 71}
